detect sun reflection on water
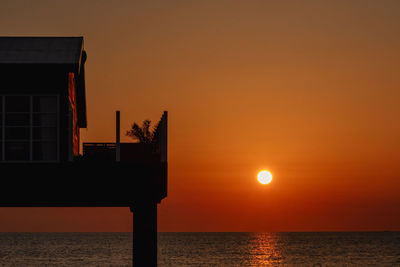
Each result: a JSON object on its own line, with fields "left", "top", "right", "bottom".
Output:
{"left": 247, "top": 233, "right": 283, "bottom": 266}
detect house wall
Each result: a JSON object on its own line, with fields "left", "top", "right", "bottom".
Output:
{"left": 0, "top": 64, "right": 79, "bottom": 162}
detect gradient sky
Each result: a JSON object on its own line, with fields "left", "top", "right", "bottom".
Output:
{"left": 1, "top": 0, "right": 399, "bottom": 232}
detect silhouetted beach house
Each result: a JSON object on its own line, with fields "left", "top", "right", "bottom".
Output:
{"left": 0, "top": 37, "right": 167, "bottom": 266}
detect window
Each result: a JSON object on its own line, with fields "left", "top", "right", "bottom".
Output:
{"left": 1, "top": 95, "right": 58, "bottom": 162}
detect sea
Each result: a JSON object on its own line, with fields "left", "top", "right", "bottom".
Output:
{"left": 0, "top": 232, "right": 399, "bottom": 266}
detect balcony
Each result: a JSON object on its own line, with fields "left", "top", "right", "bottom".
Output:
{"left": 0, "top": 111, "right": 168, "bottom": 206}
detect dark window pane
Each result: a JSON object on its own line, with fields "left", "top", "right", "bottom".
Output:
{"left": 5, "top": 96, "right": 30, "bottom": 112}
{"left": 0, "top": 142, "right": 2, "bottom": 161}
{"left": 33, "top": 142, "right": 57, "bottom": 161}
{"left": 5, "top": 113, "right": 30, "bottom": 126}
{"left": 33, "top": 127, "right": 57, "bottom": 140}
{"left": 33, "top": 114, "right": 57, "bottom": 127}
{"left": 0, "top": 96, "right": 2, "bottom": 111}
{"left": 0, "top": 114, "right": 2, "bottom": 126}
{"left": 5, "top": 142, "right": 29, "bottom": 161}
{"left": 33, "top": 96, "right": 57, "bottom": 113}
{"left": 5, "top": 127, "right": 29, "bottom": 140}
{"left": 0, "top": 127, "right": 2, "bottom": 139}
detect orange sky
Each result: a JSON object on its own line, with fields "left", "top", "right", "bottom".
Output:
{"left": 0, "top": 0, "right": 399, "bottom": 232}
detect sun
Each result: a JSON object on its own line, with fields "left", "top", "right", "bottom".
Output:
{"left": 257, "top": 170, "right": 272, "bottom": 185}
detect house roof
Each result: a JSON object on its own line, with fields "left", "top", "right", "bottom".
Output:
{"left": 0, "top": 37, "right": 83, "bottom": 64}
{"left": 0, "top": 36, "right": 87, "bottom": 128}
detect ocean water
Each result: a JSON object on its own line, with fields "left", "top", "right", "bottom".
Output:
{"left": 0, "top": 232, "right": 399, "bottom": 266}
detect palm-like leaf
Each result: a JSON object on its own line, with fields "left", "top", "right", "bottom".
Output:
{"left": 126, "top": 119, "right": 154, "bottom": 144}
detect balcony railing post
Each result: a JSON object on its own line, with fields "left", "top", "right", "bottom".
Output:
{"left": 160, "top": 111, "right": 167, "bottom": 163}
{"left": 116, "top": 110, "right": 121, "bottom": 162}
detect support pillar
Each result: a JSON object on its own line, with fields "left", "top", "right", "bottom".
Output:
{"left": 131, "top": 202, "right": 158, "bottom": 267}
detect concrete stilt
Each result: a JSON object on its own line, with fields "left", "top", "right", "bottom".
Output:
{"left": 131, "top": 202, "right": 158, "bottom": 267}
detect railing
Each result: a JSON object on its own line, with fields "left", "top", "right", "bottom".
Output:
{"left": 83, "top": 142, "right": 159, "bottom": 163}
{"left": 82, "top": 110, "right": 167, "bottom": 164}
{"left": 83, "top": 143, "right": 116, "bottom": 161}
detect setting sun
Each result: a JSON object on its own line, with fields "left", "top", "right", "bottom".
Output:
{"left": 257, "top": 170, "right": 273, "bottom": 185}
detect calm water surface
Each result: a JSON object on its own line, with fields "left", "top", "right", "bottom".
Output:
{"left": 0, "top": 232, "right": 399, "bottom": 266}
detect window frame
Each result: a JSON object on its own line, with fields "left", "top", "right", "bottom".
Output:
{"left": 1, "top": 95, "right": 59, "bottom": 163}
